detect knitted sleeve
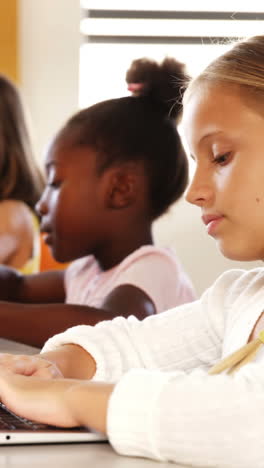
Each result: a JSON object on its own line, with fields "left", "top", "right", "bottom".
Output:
{"left": 107, "top": 363, "right": 264, "bottom": 467}
{"left": 42, "top": 269, "right": 242, "bottom": 381}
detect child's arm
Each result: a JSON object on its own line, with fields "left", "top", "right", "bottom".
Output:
{"left": 1, "top": 363, "right": 264, "bottom": 467}
{"left": 0, "top": 269, "right": 245, "bottom": 380}
{"left": 0, "top": 268, "right": 230, "bottom": 373}
{"left": 0, "top": 266, "right": 65, "bottom": 303}
{"left": 0, "top": 283, "right": 155, "bottom": 347}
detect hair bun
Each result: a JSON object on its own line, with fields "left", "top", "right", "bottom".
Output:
{"left": 126, "top": 57, "right": 189, "bottom": 119}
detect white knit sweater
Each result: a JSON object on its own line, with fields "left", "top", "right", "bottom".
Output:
{"left": 43, "top": 268, "right": 264, "bottom": 468}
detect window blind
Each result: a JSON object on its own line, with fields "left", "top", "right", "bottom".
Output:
{"left": 80, "top": 1, "right": 264, "bottom": 45}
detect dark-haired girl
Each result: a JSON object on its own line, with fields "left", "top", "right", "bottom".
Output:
{"left": 0, "top": 57, "right": 195, "bottom": 347}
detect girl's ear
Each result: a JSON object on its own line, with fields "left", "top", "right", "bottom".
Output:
{"left": 104, "top": 167, "right": 138, "bottom": 210}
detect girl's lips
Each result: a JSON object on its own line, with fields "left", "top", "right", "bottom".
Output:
{"left": 206, "top": 217, "right": 223, "bottom": 236}
{"left": 202, "top": 214, "right": 224, "bottom": 236}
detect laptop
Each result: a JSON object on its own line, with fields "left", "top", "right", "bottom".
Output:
{"left": 0, "top": 402, "right": 107, "bottom": 445}
{"left": 0, "top": 339, "right": 107, "bottom": 445}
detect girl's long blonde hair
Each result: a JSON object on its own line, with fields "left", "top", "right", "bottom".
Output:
{"left": 184, "top": 35, "right": 264, "bottom": 104}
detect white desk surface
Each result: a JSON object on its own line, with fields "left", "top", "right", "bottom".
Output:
{"left": 0, "top": 338, "right": 187, "bottom": 468}
{"left": 0, "top": 338, "right": 40, "bottom": 355}
{"left": 0, "top": 442, "right": 189, "bottom": 468}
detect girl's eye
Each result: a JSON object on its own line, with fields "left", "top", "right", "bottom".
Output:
{"left": 212, "top": 152, "right": 231, "bottom": 166}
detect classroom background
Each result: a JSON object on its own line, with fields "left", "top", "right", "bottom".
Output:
{"left": 3, "top": 0, "right": 264, "bottom": 295}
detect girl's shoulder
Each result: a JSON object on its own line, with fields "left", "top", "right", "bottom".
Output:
{"left": 211, "top": 267, "right": 264, "bottom": 298}
{"left": 0, "top": 199, "right": 38, "bottom": 243}
{"left": 108, "top": 245, "right": 195, "bottom": 293}
{"left": 117, "top": 245, "right": 181, "bottom": 270}
{"left": 0, "top": 199, "right": 32, "bottom": 217}
{"left": 0, "top": 199, "right": 37, "bottom": 233}
{"left": 0, "top": 200, "right": 39, "bottom": 271}
{"left": 205, "top": 267, "right": 264, "bottom": 319}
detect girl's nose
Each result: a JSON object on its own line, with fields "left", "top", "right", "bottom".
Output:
{"left": 185, "top": 171, "right": 213, "bottom": 207}
{"left": 35, "top": 193, "right": 48, "bottom": 217}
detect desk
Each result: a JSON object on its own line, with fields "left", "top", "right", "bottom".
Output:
{"left": 0, "top": 339, "right": 187, "bottom": 468}
{"left": 0, "top": 443, "right": 188, "bottom": 468}
{"left": 0, "top": 338, "right": 39, "bottom": 355}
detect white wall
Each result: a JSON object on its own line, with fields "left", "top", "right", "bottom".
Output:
{"left": 18, "top": 0, "right": 80, "bottom": 161}
{"left": 18, "top": 1, "right": 263, "bottom": 295}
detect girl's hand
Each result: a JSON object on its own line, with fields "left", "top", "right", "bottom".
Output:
{"left": 0, "top": 369, "right": 113, "bottom": 431}
{"left": 0, "top": 353, "right": 62, "bottom": 379}
{"left": 0, "top": 370, "right": 84, "bottom": 427}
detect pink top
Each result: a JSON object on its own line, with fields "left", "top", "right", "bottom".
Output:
{"left": 65, "top": 246, "right": 196, "bottom": 313}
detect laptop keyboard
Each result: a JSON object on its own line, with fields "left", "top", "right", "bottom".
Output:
{"left": 0, "top": 402, "right": 51, "bottom": 431}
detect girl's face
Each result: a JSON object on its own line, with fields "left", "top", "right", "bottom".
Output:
{"left": 36, "top": 142, "right": 107, "bottom": 262}
{"left": 183, "top": 83, "right": 264, "bottom": 261}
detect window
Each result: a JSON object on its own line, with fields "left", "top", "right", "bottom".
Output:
{"left": 79, "top": 1, "right": 264, "bottom": 107}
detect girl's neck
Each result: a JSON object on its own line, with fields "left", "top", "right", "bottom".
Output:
{"left": 95, "top": 227, "right": 153, "bottom": 271}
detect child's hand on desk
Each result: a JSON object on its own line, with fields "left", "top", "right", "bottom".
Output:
{"left": 0, "top": 353, "right": 62, "bottom": 379}
{"left": 0, "top": 369, "right": 113, "bottom": 431}
{"left": 0, "top": 345, "right": 96, "bottom": 381}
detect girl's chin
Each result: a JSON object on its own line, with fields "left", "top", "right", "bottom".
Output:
{"left": 218, "top": 243, "right": 261, "bottom": 262}
{"left": 52, "top": 249, "right": 74, "bottom": 264}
